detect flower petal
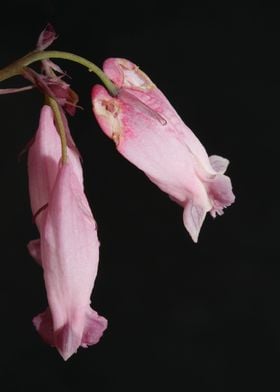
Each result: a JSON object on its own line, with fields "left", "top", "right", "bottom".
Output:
{"left": 28, "top": 105, "right": 82, "bottom": 229}
{"left": 33, "top": 307, "right": 53, "bottom": 346}
{"left": 40, "top": 162, "right": 106, "bottom": 359}
{"left": 27, "top": 239, "right": 41, "bottom": 265}
{"left": 207, "top": 174, "right": 235, "bottom": 217}
{"left": 37, "top": 23, "right": 57, "bottom": 50}
{"left": 81, "top": 308, "right": 108, "bottom": 347}
{"left": 183, "top": 202, "right": 207, "bottom": 243}
{"left": 209, "top": 155, "right": 229, "bottom": 174}
{"left": 92, "top": 58, "right": 235, "bottom": 242}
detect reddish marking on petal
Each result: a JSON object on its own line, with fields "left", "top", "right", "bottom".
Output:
{"left": 112, "top": 132, "right": 120, "bottom": 145}
{"left": 101, "top": 99, "right": 119, "bottom": 117}
{"left": 33, "top": 203, "right": 48, "bottom": 224}
{"left": 17, "top": 136, "right": 35, "bottom": 162}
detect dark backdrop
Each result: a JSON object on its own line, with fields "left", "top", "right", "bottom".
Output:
{"left": 0, "top": 2, "right": 278, "bottom": 391}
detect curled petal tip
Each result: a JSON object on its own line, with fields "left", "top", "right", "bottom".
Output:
{"left": 37, "top": 23, "right": 57, "bottom": 50}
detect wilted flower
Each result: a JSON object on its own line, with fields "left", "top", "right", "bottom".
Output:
{"left": 28, "top": 105, "right": 107, "bottom": 360}
{"left": 92, "top": 58, "right": 235, "bottom": 242}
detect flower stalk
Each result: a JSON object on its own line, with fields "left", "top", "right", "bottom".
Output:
{"left": 0, "top": 50, "right": 119, "bottom": 96}
{"left": 46, "top": 95, "right": 68, "bottom": 163}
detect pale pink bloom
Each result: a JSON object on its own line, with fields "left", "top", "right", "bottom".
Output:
{"left": 92, "top": 58, "right": 235, "bottom": 242}
{"left": 28, "top": 106, "right": 107, "bottom": 360}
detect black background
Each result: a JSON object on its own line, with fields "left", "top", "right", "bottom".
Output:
{"left": 0, "top": 2, "right": 279, "bottom": 391}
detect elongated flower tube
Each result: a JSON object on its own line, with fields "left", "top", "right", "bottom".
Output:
{"left": 92, "top": 58, "right": 235, "bottom": 242}
{"left": 28, "top": 105, "right": 107, "bottom": 360}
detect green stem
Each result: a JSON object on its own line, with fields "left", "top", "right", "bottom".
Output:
{"left": 0, "top": 50, "right": 119, "bottom": 96}
{"left": 47, "top": 96, "right": 68, "bottom": 163}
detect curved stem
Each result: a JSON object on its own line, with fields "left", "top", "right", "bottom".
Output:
{"left": 0, "top": 50, "right": 119, "bottom": 96}
{"left": 47, "top": 96, "right": 68, "bottom": 163}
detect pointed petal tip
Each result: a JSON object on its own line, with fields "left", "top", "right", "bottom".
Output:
{"left": 191, "top": 233, "right": 199, "bottom": 243}
{"left": 58, "top": 347, "right": 76, "bottom": 361}
{"left": 55, "top": 324, "right": 81, "bottom": 361}
{"left": 183, "top": 202, "right": 207, "bottom": 243}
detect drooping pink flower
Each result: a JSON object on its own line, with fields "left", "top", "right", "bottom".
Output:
{"left": 92, "top": 58, "right": 235, "bottom": 242}
{"left": 28, "top": 105, "right": 107, "bottom": 360}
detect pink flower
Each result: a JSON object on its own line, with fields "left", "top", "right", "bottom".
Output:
{"left": 27, "top": 105, "right": 107, "bottom": 360}
{"left": 92, "top": 58, "right": 235, "bottom": 242}
{"left": 92, "top": 58, "right": 234, "bottom": 242}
